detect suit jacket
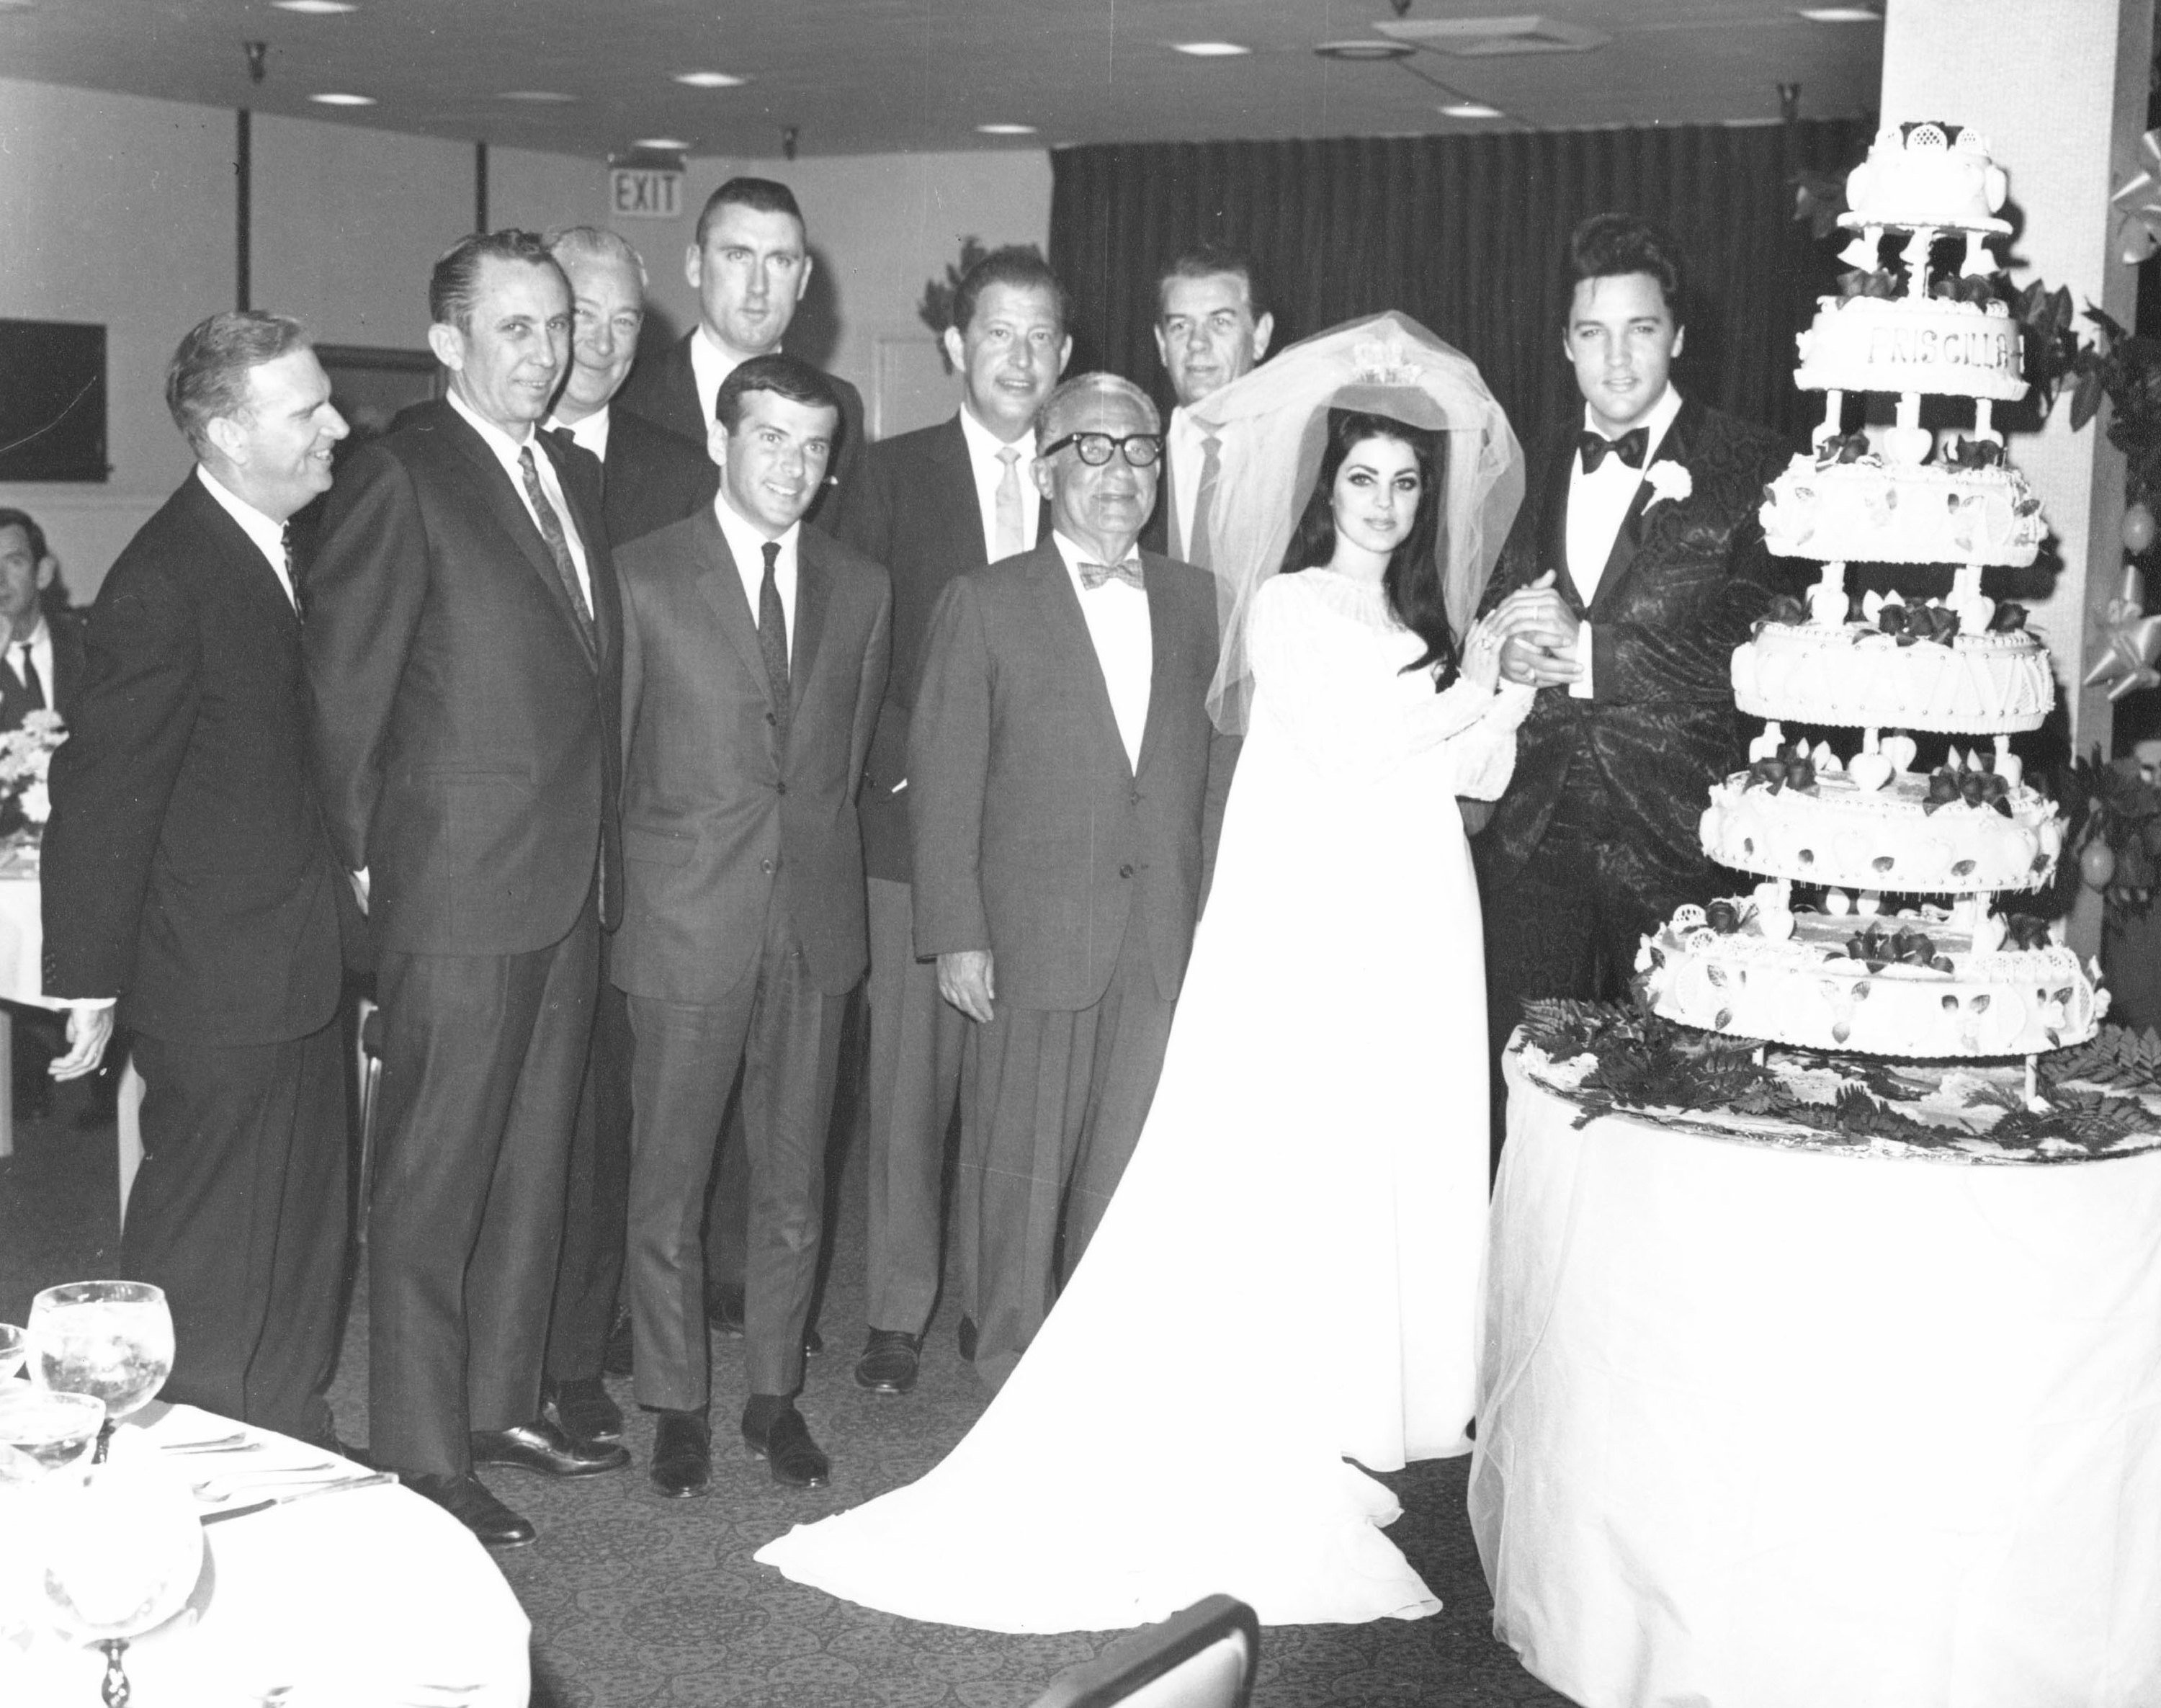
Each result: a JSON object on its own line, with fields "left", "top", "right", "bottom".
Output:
{"left": 611, "top": 508, "right": 890, "bottom": 1003}
{"left": 1137, "top": 432, "right": 1180, "bottom": 559}
{"left": 42, "top": 476, "right": 343, "bottom": 1046}
{"left": 833, "top": 413, "right": 1051, "bottom": 884}
{"left": 598, "top": 406, "right": 717, "bottom": 549}
{"left": 616, "top": 330, "right": 866, "bottom": 534}
{"left": 1474, "top": 397, "right": 1793, "bottom": 888}
{"left": 909, "top": 540, "right": 1238, "bottom": 1012}
{"left": 0, "top": 610, "right": 85, "bottom": 731}
{"left": 305, "top": 399, "right": 625, "bottom": 957}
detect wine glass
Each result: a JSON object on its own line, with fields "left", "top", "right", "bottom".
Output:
{"left": 33, "top": 1459, "right": 204, "bottom": 1708}
{"left": 0, "top": 1387, "right": 104, "bottom": 1480}
{"left": 26, "top": 1282, "right": 174, "bottom": 1462}
{"left": 0, "top": 1322, "right": 24, "bottom": 1380}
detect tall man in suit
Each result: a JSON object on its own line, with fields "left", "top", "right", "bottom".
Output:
{"left": 42, "top": 311, "right": 351, "bottom": 1446}
{"left": 835, "top": 247, "right": 1069, "bottom": 1398}
{"left": 535, "top": 224, "right": 718, "bottom": 1453}
{"left": 308, "top": 230, "right": 630, "bottom": 1548}
{"left": 1476, "top": 213, "right": 1789, "bottom": 1154}
{"left": 911, "top": 373, "right": 1238, "bottom": 1388}
{"left": 617, "top": 176, "right": 864, "bottom": 529}
{"left": 1140, "top": 246, "right": 1274, "bottom": 566}
{"left": 613, "top": 354, "right": 890, "bottom": 1498}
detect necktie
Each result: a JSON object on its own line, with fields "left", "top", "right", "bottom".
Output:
{"left": 758, "top": 540, "right": 791, "bottom": 740}
{"left": 9, "top": 645, "right": 40, "bottom": 710}
{"left": 1578, "top": 426, "right": 1650, "bottom": 473}
{"left": 1186, "top": 433, "right": 1221, "bottom": 571}
{"left": 993, "top": 444, "right": 1026, "bottom": 560}
{"left": 280, "top": 524, "right": 301, "bottom": 620}
{"left": 517, "top": 444, "right": 597, "bottom": 650}
{"left": 1078, "top": 558, "right": 1145, "bottom": 591}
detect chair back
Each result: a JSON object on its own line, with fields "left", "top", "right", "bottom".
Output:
{"left": 1027, "top": 1595, "right": 1258, "bottom": 1708}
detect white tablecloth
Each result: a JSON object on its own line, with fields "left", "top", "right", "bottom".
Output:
{"left": 1470, "top": 1049, "right": 2161, "bottom": 1708}
{"left": 0, "top": 1402, "right": 530, "bottom": 1706}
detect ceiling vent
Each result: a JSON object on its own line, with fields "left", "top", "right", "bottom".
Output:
{"left": 1373, "top": 15, "right": 1611, "bottom": 55}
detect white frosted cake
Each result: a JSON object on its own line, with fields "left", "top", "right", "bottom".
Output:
{"left": 1640, "top": 120, "right": 2106, "bottom": 1062}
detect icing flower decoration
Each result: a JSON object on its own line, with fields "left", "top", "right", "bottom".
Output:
{"left": 1642, "top": 461, "right": 1692, "bottom": 508}
{"left": 1347, "top": 337, "right": 1423, "bottom": 386}
{"left": 1941, "top": 435, "right": 2005, "bottom": 471}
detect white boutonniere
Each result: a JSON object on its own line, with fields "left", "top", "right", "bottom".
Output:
{"left": 1643, "top": 460, "right": 1692, "bottom": 508}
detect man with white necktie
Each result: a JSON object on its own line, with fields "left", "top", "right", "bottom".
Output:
{"left": 0, "top": 510, "right": 82, "bottom": 738}
{"left": 1140, "top": 246, "right": 1275, "bottom": 569}
{"left": 41, "top": 312, "right": 352, "bottom": 1447}
{"left": 908, "top": 372, "right": 1238, "bottom": 1388}
{"left": 832, "top": 248, "right": 1070, "bottom": 1398}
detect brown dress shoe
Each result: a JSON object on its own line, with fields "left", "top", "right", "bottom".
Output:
{"left": 471, "top": 1417, "right": 629, "bottom": 1478}
{"left": 741, "top": 1401, "right": 829, "bottom": 1488}
{"left": 406, "top": 1471, "right": 536, "bottom": 1548}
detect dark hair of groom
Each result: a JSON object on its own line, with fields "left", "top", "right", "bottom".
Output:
{"left": 1562, "top": 213, "right": 1689, "bottom": 330}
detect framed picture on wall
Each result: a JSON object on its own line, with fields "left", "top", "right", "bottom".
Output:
{"left": 316, "top": 344, "right": 442, "bottom": 455}
{"left": 0, "top": 319, "right": 108, "bottom": 483}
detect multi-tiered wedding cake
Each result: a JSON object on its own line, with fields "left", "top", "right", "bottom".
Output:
{"left": 1639, "top": 120, "right": 2108, "bottom": 1059}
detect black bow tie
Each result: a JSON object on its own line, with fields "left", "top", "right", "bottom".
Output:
{"left": 1578, "top": 426, "right": 1649, "bottom": 473}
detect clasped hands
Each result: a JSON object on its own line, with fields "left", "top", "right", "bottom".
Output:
{"left": 1485, "top": 570, "right": 1584, "bottom": 689}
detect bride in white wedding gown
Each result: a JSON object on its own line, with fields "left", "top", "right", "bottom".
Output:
{"left": 758, "top": 314, "right": 1528, "bottom": 1632}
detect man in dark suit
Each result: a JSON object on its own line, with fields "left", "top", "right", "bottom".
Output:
{"left": 0, "top": 509, "right": 86, "bottom": 732}
{"left": 911, "top": 372, "right": 1238, "bottom": 1388}
{"left": 1139, "top": 246, "right": 1274, "bottom": 565}
{"left": 833, "top": 247, "right": 1069, "bottom": 1399}
{"left": 42, "top": 311, "right": 351, "bottom": 1447}
{"left": 1475, "top": 213, "right": 1790, "bottom": 1155}
{"left": 617, "top": 176, "right": 865, "bottom": 530}
{"left": 534, "top": 225, "right": 718, "bottom": 1454}
{"left": 613, "top": 354, "right": 890, "bottom": 1498}
{"left": 307, "top": 230, "right": 630, "bottom": 1547}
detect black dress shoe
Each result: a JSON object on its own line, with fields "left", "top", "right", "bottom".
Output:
{"left": 706, "top": 1282, "right": 746, "bottom": 1337}
{"left": 407, "top": 1471, "right": 536, "bottom": 1549}
{"left": 471, "top": 1417, "right": 629, "bottom": 1478}
{"left": 649, "top": 1410, "right": 712, "bottom": 1499}
{"left": 957, "top": 1315, "right": 978, "bottom": 1363}
{"left": 854, "top": 1329, "right": 921, "bottom": 1395}
{"left": 601, "top": 1305, "right": 635, "bottom": 1378}
{"left": 741, "top": 1403, "right": 829, "bottom": 1488}
{"left": 544, "top": 1375, "right": 625, "bottom": 1448}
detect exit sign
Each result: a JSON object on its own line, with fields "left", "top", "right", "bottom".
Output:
{"left": 610, "top": 166, "right": 683, "bottom": 219}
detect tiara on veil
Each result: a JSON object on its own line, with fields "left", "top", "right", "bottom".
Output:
{"left": 1184, "top": 310, "right": 1525, "bottom": 735}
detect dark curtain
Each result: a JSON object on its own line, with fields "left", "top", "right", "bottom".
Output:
{"left": 1048, "top": 119, "right": 1871, "bottom": 465}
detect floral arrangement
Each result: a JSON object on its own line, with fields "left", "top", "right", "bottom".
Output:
{"left": 0, "top": 708, "right": 67, "bottom": 829}
{"left": 2062, "top": 747, "right": 2161, "bottom": 911}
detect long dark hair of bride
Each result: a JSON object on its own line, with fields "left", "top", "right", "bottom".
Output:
{"left": 1276, "top": 409, "right": 1457, "bottom": 684}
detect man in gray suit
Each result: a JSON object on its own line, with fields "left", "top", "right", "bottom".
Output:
{"left": 612, "top": 354, "right": 890, "bottom": 1498}
{"left": 910, "top": 372, "right": 1238, "bottom": 1387}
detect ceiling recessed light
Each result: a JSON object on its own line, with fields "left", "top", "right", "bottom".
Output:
{"left": 1173, "top": 41, "right": 1251, "bottom": 58}
{"left": 498, "top": 90, "right": 576, "bottom": 102}
{"left": 674, "top": 71, "right": 747, "bottom": 89}
{"left": 1313, "top": 40, "right": 1416, "bottom": 62}
{"left": 274, "top": 1, "right": 357, "bottom": 12}
{"left": 308, "top": 91, "right": 375, "bottom": 106}
{"left": 632, "top": 137, "right": 690, "bottom": 152}
{"left": 1439, "top": 102, "right": 1503, "bottom": 119}
{"left": 1795, "top": 4, "right": 1881, "bottom": 18}
{"left": 975, "top": 122, "right": 1038, "bottom": 136}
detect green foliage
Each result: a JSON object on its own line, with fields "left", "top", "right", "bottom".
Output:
{"left": 917, "top": 237, "right": 1050, "bottom": 372}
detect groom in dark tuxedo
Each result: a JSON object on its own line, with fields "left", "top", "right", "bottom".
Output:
{"left": 1475, "top": 214, "right": 1789, "bottom": 1147}
{"left": 911, "top": 373, "right": 1238, "bottom": 1387}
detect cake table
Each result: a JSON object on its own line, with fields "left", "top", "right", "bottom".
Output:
{"left": 1469, "top": 1046, "right": 2161, "bottom": 1708}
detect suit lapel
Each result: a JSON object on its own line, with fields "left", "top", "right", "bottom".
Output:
{"left": 1032, "top": 545, "right": 1132, "bottom": 781}
{"left": 1588, "top": 398, "right": 1698, "bottom": 622}
{"left": 181, "top": 476, "right": 303, "bottom": 639}
{"left": 437, "top": 408, "right": 597, "bottom": 667}
{"left": 693, "top": 509, "right": 774, "bottom": 701}
{"left": 1539, "top": 438, "right": 1586, "bottom": 614}
{"left": 791, "top": 532, "right": 833, "bottom": 717}
{"left": 1132, "top": 560, "right": 1173, "bottom": 777}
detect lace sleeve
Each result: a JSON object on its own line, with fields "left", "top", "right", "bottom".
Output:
{"left": 1248, "top": 577, "right": 1530, "bottom": 789}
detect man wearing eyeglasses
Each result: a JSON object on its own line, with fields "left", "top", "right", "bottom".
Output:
{"left": 908, "top": 372, "right": 1239, "bottom": 1388}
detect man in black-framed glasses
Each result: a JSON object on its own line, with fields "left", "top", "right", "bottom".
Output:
{"left": 1037, "top": 429, "right": 1165, "bottom": 468}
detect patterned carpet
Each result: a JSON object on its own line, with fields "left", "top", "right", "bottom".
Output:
{"left": 0, "top": 1064, "right": 1576, "bottom": 1708}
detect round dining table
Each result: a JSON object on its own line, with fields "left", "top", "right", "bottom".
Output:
{"left": 0, "top": 1400, "right": 530, "bottom": 1706}
{"left": 1471, "top": 1045, "right": 2161, "bottom": 1708}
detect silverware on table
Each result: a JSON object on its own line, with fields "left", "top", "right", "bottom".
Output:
{"left": 199, "top": 1470, "right": 399, "bottom": 1524}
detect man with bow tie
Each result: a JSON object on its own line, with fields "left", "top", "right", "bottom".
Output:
{"left": 1474, "top": 213, "right": 1790, "bottom": 1162}
{"left": 908, "top": 372, "right": 1238, "bottom": 1387}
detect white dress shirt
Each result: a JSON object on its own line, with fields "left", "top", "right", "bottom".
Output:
{"left": 1052, "top": 530, "right": 1152, "bottom": 771}
{"left": 1165, "top": 406, "right": 1210, "bottom": 562}
{"left": 715, "top": 495, "right": 799, "bottom": 665}
{"left": 689, "top": 328, "right": 746, "bottom": 437}
{"left": 546, "top": 403, "right": 610, "bottom": 463}
{"left": 195, "top": 464, "right": 299, "bottom": 610}
{"left": 957, "top": 404, "right": 1042, "bottom": 563}
{"left": 447, "top": 388, "right": 594, "bottom": 610}
{"left": 1565, "top": 383, "right": 1682, "bottom": 699}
